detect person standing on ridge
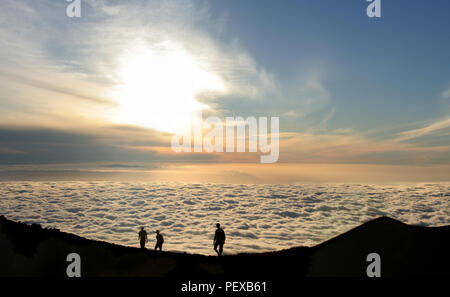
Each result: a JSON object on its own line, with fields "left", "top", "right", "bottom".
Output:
{"left": 138, "top": 227, "right": 148, "bottom": 249}
{"left": 213, "top": 223, "right": 226, "bottom": 256}
{"left": 155, "top": 230, "right": 164, "bottom": 251}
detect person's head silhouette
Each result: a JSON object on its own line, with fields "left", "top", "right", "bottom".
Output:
{"left": 156, "top": 230, "right": 160, "bottom": 234}
{"left": 216, "top": 223, "right": 220, "bottom": 228}
{"left": 141, "top": 227, "right": 144, "bottom": 230}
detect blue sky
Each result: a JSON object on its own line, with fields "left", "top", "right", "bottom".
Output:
{"left": 0, "top": 0, "right": 449, "bottom": 174}
{"left": 208, "top": 0, "right": 450, "bottom": 131}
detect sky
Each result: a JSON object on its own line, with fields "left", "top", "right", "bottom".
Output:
{"left": 0, "top": 0, "right": 449, "bottom": 182}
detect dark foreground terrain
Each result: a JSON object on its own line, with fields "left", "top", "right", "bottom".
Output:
{"left": 0, "top": 215, "right": 449, "bottom": 277}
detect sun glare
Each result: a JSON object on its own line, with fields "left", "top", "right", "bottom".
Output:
{"left": 112, "top": 40, "right": 226, "bottom": 133}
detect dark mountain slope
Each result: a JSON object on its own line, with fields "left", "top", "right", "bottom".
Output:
{"left": 0, "top": 215, "right": 448, "bottom": 277}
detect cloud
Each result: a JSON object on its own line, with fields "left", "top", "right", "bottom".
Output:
{"left": 97, "top": 164, "right": 145, "bottom": 169}
{"left": 0, "top": 1, "right": 447, "bottom": 167}
{"left": 442, "top": 88, "right": 450, "bottom": 98}
{"left": 0, "top": 125, "right": 217, "bottom": 164}
{"left": 79, "top": 0, "right": 278, "bottom": 102}
{"left": 0, "top": 147, "right": 27, "bottom": 155}
{"left": 0, "top": 0, "right": 277, "bottom": 132}
{"left": 395, "top": 117, "right": 450, "bottom": 142}
{"left": 282, "top": 110, "right": 303, "bottom": 118}
{"left": 334, "top": 128, "right": 354, "bottom": 134}
{"left": 277, "top": 129, "right": 449, "bottom": 165}
{"left": 0, "top": 71, "right": 115, "bottom": 105}
{"left": 311, "top": 107, "right": 336, "bottom": 132}
{"left": 290, "top": 75, "right": 332, "bottom": 118}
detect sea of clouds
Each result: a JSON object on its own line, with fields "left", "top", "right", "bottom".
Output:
{"left": 0, "top": 182, "right": 449, "bottom": 255}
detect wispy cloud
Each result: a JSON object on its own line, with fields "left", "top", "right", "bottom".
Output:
{"left": 0, "top": 1, "right": 448, "bottom": 168}
{"left": 0, "top": 0, "right": 277, "bottom": 131}
{"left": 442, "top": 88, "right": 450, "bottom": 98}
{"left": 278, "top": 130, "right": 449, "bottom": 165}
{"left": 0, "top": 71, "right": 115, "bottom": 105}
{"left": 395, "top": 117, "right": 450, "bottom": 142}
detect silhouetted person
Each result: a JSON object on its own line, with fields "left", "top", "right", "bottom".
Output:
{"left": 155, "top": 230, "right": 164, "bottom": 251}
{"left": 138, "top": 227, "right": 148, "bottom": 249}
{"left": 213, "top": 223, "right": 226, "bottom": 256}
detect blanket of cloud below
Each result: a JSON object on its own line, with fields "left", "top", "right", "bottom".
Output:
{"left": 0, "top": 182, "right": 449, "bottom": 255}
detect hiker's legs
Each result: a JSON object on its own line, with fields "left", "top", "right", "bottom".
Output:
{"left": 213, "top": 242, "right": 219, "bottom": 255}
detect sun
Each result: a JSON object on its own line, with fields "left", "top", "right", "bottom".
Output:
{"left": 111, "top": 40, "right": 226, "bottom": 133}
